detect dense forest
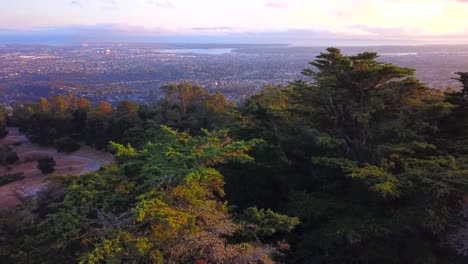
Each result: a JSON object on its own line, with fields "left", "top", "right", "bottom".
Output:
{"left": 1, "top": 48, "right": 468, "bottom": 263}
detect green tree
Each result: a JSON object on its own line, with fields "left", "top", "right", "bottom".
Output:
{"left": 108, "top": 101, "right": 144, "bottom": 147}
{"left": 229, "top": 48, "right": 468, "bottom": 263}
{"left": 286, "top": 49, "right": 467, "bottom": 263}
{"left": 223, "top": 85, "right": 293, "bottom": 209}
{"left": 0, "top": 106, "right": 8, "bottom": 139}
{"left": 0, "top": 145, "right": 19, "bottom": 166}
{"left": 3, "top": 48, "right": 468, "bottom": 264}
{"left": 1, "top": 126, "right": 297, "bottom": 263}
{"left": 85, "top": 102, "right": 113, "bottom": 150}
{"left": 11, "top": 96, "right": 110, "bottom": 148}
{"left": 157, "top": 83, "right": 236, "bottom": 133}
{"left": 54, "top": 136, "right": 81, "bottom": 153}
{"left": 0, "top": 124, "right": 7, "bottom": 139}
{"left": 37, "top": 156, "right": 56, "bottom": 174}
{"left": 438, "top": 72, "right": 468, "bottom": 155}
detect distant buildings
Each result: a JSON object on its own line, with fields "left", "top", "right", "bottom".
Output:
{"left": 0, "top": 44, "right": 466, "bottom": 105}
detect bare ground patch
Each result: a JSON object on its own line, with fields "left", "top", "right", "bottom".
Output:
{"left": 0, "top": 128, "right": 113, "bottom": 208}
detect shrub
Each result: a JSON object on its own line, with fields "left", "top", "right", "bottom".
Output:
{"left": 5, "top": 151, "right": 19, "bottom": 165}
{"left": 0, "top": 173, "right": 25, "bottom": 186}
{"left": 53, "top": 137, "right": 80, "bottom": 153}
{"left": 0, "top": 124, "right": 7, "bottom": 139}
{"left": 0, "top": 145, "right": 18, "bottom": 166}
{"left": 37, "top": 156, "right": 56, "bottom": 174}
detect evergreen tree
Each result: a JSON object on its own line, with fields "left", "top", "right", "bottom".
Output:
{"left": 0, "top": 126, "right": 298, "bottom": 263}
{"left": 0, "top": 106, "right": 8, "bottom": 139}
{"left": 439, "top": 72, "right": 468, "bottom": 155}
{"left": 37, "top": 156, "right": 56, "bottom": 174}
{"left": 2, "top": 48, "right": 468, "bottom": 264}
{"left": 229, "top": 48, "right": 468, "bottom": 263}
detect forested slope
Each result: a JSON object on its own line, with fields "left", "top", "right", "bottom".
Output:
{"left": 1, "top": 48, "right": 467, "bottom": 263}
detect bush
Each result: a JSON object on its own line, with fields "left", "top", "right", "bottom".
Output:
{"left": 0, "top": 173, "right": 25, "bottom": 186}
{"left": 37, "top": 156, "right": 56, "bottom": 174}
{"left": 0, "top": 124, "right": 7, "bottom": 139}
{"left": 5, "top": 151, "right": 19, "bottom": 165}
{"left": 53, "top": 137, "right": 80, "bottom": 153}
{"left": 0, "top": 145, "right": 18, "bottom": 166}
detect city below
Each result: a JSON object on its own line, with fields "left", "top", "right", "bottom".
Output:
{"left": 1, "top": 43, "right": 468, "bottom": 105}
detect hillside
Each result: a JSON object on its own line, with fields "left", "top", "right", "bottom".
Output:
{"left": 0, "top": 48, "right": 467, "bottom": 264}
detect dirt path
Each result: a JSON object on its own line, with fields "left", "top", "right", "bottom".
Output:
{"left": 0, "top": 127, "right": 114, "bottom": 208}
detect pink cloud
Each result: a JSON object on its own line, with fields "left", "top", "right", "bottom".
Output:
{"left": 266, "top": 1, "right": 288, "bottom": 8}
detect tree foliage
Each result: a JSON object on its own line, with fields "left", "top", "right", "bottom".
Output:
{"left": 10, "top": 85, "right": 236, "bottom": 151}
{"left": 37, "top": 156, "right": 56, "bottom": 174}
{"left": 1, "top": 48, "right": 468, "bottom": 263}
{"left": 54, "top": 136, "right": 81, "bottom": 153}
{"left": 0, "top": 106, "right": 8, "bottom": 139}
{"left": 0, "top": 126, "right": 298, "bottom": 263}
{"left": 224, "top": 48, "right": 468, "bottom": 263}
{"left": 0, "top": 145, "right": 19, "bottom": 166}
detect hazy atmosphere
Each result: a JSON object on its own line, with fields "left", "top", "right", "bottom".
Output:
{"left": 2, "top": 0, "right": 468, "bottom": 44}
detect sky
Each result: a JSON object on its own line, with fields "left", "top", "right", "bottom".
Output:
{"left": 1, "top": 0, "right": 468, "bottom": 45}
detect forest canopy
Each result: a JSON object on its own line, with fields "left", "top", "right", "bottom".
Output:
{"left": 1, "top": 48, "right": 467, "bottom": 263}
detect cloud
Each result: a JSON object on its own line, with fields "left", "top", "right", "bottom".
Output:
{"left": 348, "top": 25, "right": 437, "bottom": 38}
{"left": 265, "top": 1, "right": 288, "bottom": 8}
{"left": 350, "top": 25, "right": 414, "bottom": 36}
{"left": 100, "top": 0, "right": 118, "bottom": 11}
{"left": 387, "top": 0, "right": 468, "bottom": 3}
{"left": 147, "top": 0, "right": 174, "bottom": 8}
{"left": 69, "top": 1, "right": 81, "bottom": 7}
{"left": 1, "top": 24, "right": 468, "bottom": 46}
{"left": 329, "top": 11, "right": 345, "bottom": 18}
{"left": 339, "top": 25, "right": 468, "bottom": 44}
{"left": 0, "top": 24, "right": 174, "bottom": 44}
{"left": 190, "top": 27, "right": 238, "bottom": 31}
{"left": 101, "top": 0, "right": 117, "bottom": 5}
{"left": 388, "top": 0, "right": 468, "bottom": 2}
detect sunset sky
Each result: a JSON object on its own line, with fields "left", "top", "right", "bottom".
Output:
{"left": 1, "top": 0, "right": 468, "bottom": 45}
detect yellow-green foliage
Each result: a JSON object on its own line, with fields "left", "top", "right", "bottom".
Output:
{"left": 2, "top": 49, "right": 467, "bottom": 264}
{"left": 4, "top": 126, "right": 296, "bottom": 264}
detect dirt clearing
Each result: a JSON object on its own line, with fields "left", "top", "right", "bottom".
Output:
{"left": 0, "top": 127, "right": 113, "bottom": 208}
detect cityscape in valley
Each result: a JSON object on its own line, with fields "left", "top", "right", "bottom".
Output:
{"left": 1, "top": 43, "right": 467, "bottom": 105}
